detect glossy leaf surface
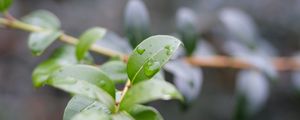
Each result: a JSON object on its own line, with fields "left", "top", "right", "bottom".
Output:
{"left": 22, "top": 10, "right": 60, "bottom": 29}
{"left": 96, "top": 31, "right": 132, "bottom": 54}
{"left": 111, "top": 112, "right": 134, "bottom": 120}
{"left": 64, "top": 95, "right": 110, "bottom": 120}
{"left": 28, "top": 30, "right": 62, "bottom": 56}
{"left": 120, "top": 79, "right": 183, "bottom": 110}
{"left": 127, "top": 35, "right": 182, "bottom": 84}
{"left": 128, "top": 104, "right": 163, "bottom": 120}
{"left": 50, "top": 65, "right": 115, "bottom": 97}
{"left": 32, "top": 46, "right": 93, "bottom": 87}
{"left": 164, "top": 60, "right": 203, "bottom": 102}
{"left": 71, "top": 110, "right": 110, "bottom": 120}
{"left": 100, "top": 60, "right": 127, "bottom": 84}
{"left": 76, "top": 27, "right": 106, "bottom": 61}
{"left": 47, "top": 67, "right": 115, "bottom": 111}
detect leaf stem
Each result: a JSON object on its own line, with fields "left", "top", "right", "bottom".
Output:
{"left": 115, "top": 80, "right": 131, "bottom": 112}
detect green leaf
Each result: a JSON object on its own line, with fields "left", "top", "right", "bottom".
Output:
{"left": 64, "top": 95, "right": 111, "bottom": 120}
{"left": 76, "top": 27, "right": 106, "bottom": 61}
{"left": 128, "top": 104, "right": 163, "bottom": 120}
{"left": 176, "top": 8, "right": 199, "bottom": 55}
{"left": 120, "top": 79, "right": 183, "bottom": 110}
{"left": 47, "top": 72, "right": 115, "bottom": 111}
{"left": 100, "top": 61, "right": 127, "bottom": 84}
{"left": 111, "top": 112, "right": 134, "bottom": 120}
{"left": 164, "top": 60, "right": 203, "bottom": 103}
{"left": 127, "top": 35, "right": 182, "bottom": 84}
{"left": 28, "top": 30, "right": 62, "bottom": 56}
{"left": 220, "top": 8, "right": 258, "bottom": 49}
{"left": 0, "top": 0, "right": 13, "bottom": 12}
{"left": 32, "top": 45, "right": 93, "bottom": 87}
{"left": 236, "top": 70, "right": 269, "bottom": 116}
{"left": 124, "top": 0, "right": 150, "bottom": 48}
{"left": 153, "top": 71, "right": 165, "bottom": 80}
{"left": 51, "top": 65, "right": 115, "bottom": 97}
{"left": 32, "top": 59, "right": 64, "bottom": 88}
{"left": 71, "top": 110, "right": 110, "bottom": 120}
{"left": 22, "top": 10, "right": 60, "bottom": 29}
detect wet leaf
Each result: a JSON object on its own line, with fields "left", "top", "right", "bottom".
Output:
{"left": 120, "top": 79, "right": 183, "bottom": 110}
{"left": 71, "top": 110, "right": 110, "bottom": 120}
{"left": 64, "top": 95, "right": 111, "bottom": 120}
{"left": 96, "top": 31, "right": 132, "bottom": 54}
{"left": 28, "top": 30, "right": 62, "bottom": 56}
{"left": 127, "top": 104, "right": 163, "bottom": 120}
{"left": 111, "top": 112, "right": 134, "bottom": 120}
{"left": 50, "top": 65, "right": 115, "bottom": 97}
{"left": 100, "top": 60, "right": 127, "bottom": 84}
{"left": 164, "top": 60, "right": 203, "bottom": 102}
{"left": 47, "top": 66, "right": 115, "bottom": 111}
{"left": 76, "top": 27, "right": 106, "bottom": 61}
{"left": 22, "top": 10, "right": 60, "bottom": 29}
{"left": 32, "top": 45, "right": 93, "bottom": 87}
{"left": 127, "top": 35, "right": 182, "bottom": 84}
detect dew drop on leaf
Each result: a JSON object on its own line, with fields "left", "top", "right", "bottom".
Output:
{"left": 144, "top": 60, "right": 160, "bottom": 77}
{"left": 161, "top": 95, "right": 172, "bottom": 100}
{"left": 58, "top": 77, "right": 77, "bottom": 84}
{"left": 161, "top": 89, "right": 172, "bottom": 100}
{"left": 164, "top": 45, "right": 173, "bottom": 55}
{"left": 137, "top": 47, "right": 146, "bottom": 55}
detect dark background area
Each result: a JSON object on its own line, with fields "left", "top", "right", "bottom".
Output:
{"left": 1, "top": 0, "right": 300, "bottom": 120}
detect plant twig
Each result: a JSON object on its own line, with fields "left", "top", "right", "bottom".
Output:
{"left": 0, "top": 17, "right": 299, "bottom": 71}
{"left": 115, "top": 80, "right": 131, "bottom": 112}
{"left": 185, "top": 56, "right": 299, "bottom": 71}
{"left": 0, "top": 17, "right": 126, "bottom": 60}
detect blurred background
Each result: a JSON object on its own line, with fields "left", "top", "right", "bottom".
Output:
{"left": 1, "top": 0, "right": 300, "bottom": 120}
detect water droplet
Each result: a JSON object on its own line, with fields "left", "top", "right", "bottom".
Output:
{"left": 164, "top": 45, "right": 173, "bottom": 55}
{"left": 58, "top": 77, "right": 77, "bottom": 84}
{"left": 144, "top": 60, "right": 160, "bottom": 77}
{"left": 99, "top": 80, "right": 106, "bottom": 85}
{"left": 162, "top": 94, "right": 172, "bottom": 100}
{"left": 161, "top": 89, "right": 172, "bottom": 100}
{"left": 137, "top": 47, "right": 145, "bottom": 55}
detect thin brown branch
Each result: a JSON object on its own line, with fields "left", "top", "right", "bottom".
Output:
{"left": 0, "top": 17, "right": 299, "bottom": 71}
{"left": 185, "top": 56, "right": 299, "bottom": 71}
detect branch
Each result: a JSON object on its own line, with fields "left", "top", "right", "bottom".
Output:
{"left": 185, "top": 56, "right": 299, "bottom": 71}
{"left": 0, "top": 17, "right": 126, "bottom": 60}
{"left": 0, "top": 17, "right": 299, "bottom": 71}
